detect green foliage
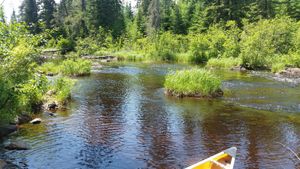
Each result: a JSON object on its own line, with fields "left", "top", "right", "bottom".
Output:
{"left": 50, "top": 77, "right": 74, "bottom": 103}
{"left": 206, "top": 57, "right": 241, "bottom": 69}
{"left": 240, "top": 17, "right": 296, "bottom": 69}
{"left": 38, "top": 62, "right": 60, "bottom": 74}
{"left": 60, "top": 59, "right": 91, "bottom": 76}
{"left": 57, "top": 38, "right": 74, "bottom": 54}
{"left": 164, "top": 69, "right": 222, "bottom": 97}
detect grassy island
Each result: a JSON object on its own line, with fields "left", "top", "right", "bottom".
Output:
{"left": 164, "top": 69, "right": 223, "bottom": 98}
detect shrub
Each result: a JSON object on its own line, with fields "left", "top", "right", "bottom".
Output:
{"left": 206, "top": 57, "right": 241, "bottom": 69}
{"left": 51, "top": 77, "right": 75, "bottom": 103}
{"left": 240, "top": 17, "right": 296, "bottom": 69}
{"left": 164, "top": 69, "right": 223, "bottom": 97}
{"left": 57, "top": 38, "right": 75, "bottom": 54}
{"left": 60, "top": 59, "right": 91, "bottom": 76}
{"left": 38, "top": 62, "right": 60, "bottom": 75}
{"left": 76, "top": 37, "right": 100, "bottom": 56}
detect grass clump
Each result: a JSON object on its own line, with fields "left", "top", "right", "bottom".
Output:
{"left": 164, "top": 69, "right": 223, "bottom": 98}
{"left": 60, "top": 59, "right": 92, "bottom": 76}
{"left": 38, "top": 62, "right": 60, "bottom": 75}
{"left": 49, "top": 77, "right": 75, "bottom": 103}
{"left": 206, "top": 57, "right": 241, "bottom": 69}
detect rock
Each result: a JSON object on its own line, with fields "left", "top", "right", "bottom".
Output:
{"left": 30, "top": 118, "right": 42, "bottom": 124}
{"left": 48, "top": 102, "right": 58, "bottom": 110}
{"left": 278, "top": 68, "right": 300, "bottom": 78}
{"left": 46, "top": 72, "right": 54, "bottom": 76}
{"left": 4, "top": 141, "right": 30, "bottom": 150}
{"left": 0, "top": 159, "right": 7, "bottom": 169}
{"left": 46, "top": 112, "right": 56, "bottom": 117}
{"left": 1, "top": 161, "right": 21, "bottom": 169}
{"left": 230, "top": 66, "right": 247, "bottom": 71}
{"left": 0, "top": 125, "right": 18, "bottom": 139}
{"left": 46, "top": 90, "right": 56, "bottom": 96}
{"left": 14, "top": 113, "right": 32, "bottom": 125}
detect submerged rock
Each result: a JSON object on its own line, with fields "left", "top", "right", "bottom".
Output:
{"left": 230, "top": 66, "right": 247, "bottom": 71}
{"left": 14, "top": 113, "right": 32, "bottom": 125}
{"left": 48, "top": 102, "right": 58, "bottom": 110}
{"left": 4, "top": 141, "right": 30, "bottom": 150}
{"left": 0, "top": 125, "right": 18, "bottom": 139}
{"left": 30, "top": 118, "right": 42, "bottom": 124}
{"left": 0, "top": 160, "right": 7, "bottom": 169}
{"left": 277, "top": 68, "right": 300, "bottom": 78}
{"left": 46, "top": 90, "right": 56, "bottom": 96}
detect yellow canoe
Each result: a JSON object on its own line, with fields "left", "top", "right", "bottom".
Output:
{"left": 185, "top": 147, "right": 237, "bottom": 169}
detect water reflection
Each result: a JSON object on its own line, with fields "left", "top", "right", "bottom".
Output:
{"left": 2, "top": 63, "right": 300, "bottom": 169}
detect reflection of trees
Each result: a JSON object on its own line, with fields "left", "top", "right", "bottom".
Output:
{"left": 79, "top": 73, "right": 127, "bottom": 168}
{"left": 136, "top": 73, "right": 176, "bottom": 169}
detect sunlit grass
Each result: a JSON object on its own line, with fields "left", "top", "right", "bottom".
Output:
{"left": 206, "top": 57, "right": 241, "bottom": 69}
{"left": 164, "top": 69, "right": 223, "bottom": 97}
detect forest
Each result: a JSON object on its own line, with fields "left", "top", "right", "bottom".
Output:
{"left": 0, "top": 0, "right": 300, "bottom": 168}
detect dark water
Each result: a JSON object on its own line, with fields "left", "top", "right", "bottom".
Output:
{"left": 1, "top": 63, "right": 300, "bottom": 169}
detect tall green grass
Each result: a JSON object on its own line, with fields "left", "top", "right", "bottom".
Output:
{"left": 164, "top": 69, "right": 223, "bottom": 97}
{"left": 38, "top": 59, "right": 92, "bottom": 76}
{"left": 206, "top": 57, "right": 241, "bottom": 69}
{"left": 60, "top": 59, "right": 92, "bottom": 76}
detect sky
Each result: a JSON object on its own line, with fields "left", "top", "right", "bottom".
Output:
{"left": 2, "top": 0, "right": 136, "bottom": 21}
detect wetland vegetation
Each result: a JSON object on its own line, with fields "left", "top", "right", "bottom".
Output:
{"left": 0, "top": 0, "right": 300, "bottom": 168}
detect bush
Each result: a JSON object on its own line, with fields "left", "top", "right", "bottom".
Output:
{"left": 76, "top": 37, "right": 100, "bottom": 56}
{"left": 164, "top": 69, "right": 223, "bottom": 97}
{"left": 38, "top": 62, "right": 60, "bottom": 75}
{"left": 57, "top": 38, "right": 75, "bottom": 54}
{"left": 60, "top": 59, "right": 92, "bottom": 76}
{"left": 50, "top": 77, "right": 75, "bottom": 103}
{"left": 206, "top": 57, "right": 241, "bottom": 69}
{"left": 240, "top": 17, "right": 296, "bottom": 69}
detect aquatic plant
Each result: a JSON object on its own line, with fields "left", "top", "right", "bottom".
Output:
{"left": 206, "top": 57, "right": 241, "bottom": 69}
{"left": 164, "top": 69, "right": 223, "bottom": 98}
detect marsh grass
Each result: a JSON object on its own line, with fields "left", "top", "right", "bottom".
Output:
{"left": 206, "top": 57, "right": 241, "bottom": 69}
{"left": 38, "top": 59, "right": 92, "bottom": 77}
{"left": 164, "top": 69, "right": 223, "bottom": 98}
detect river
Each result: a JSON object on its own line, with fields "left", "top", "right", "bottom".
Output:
{"left": 1, "top": 62, "right": 300, "bottom": 169}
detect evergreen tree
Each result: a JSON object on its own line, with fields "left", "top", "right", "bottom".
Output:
{"left": 20, "top": 0, "right": 39, "bottom": 33}
{"left": 11, "top": 10, "right": 17, "bottom": 23}
{"left": 40, "top": 0, "right": 56, "bottom": 29}
{"left": 87, "top": 0, "right": 125, "bottom": 38}
{"left": 147, "top": 0, "right": 160, "bottom": 34}
{"left": 0, "top": 5, "right": 5, "bottom": 23}
{"left": 172, "top": 5, "right": 186, "bottom": 34}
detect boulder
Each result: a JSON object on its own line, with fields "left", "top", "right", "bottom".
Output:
{"left": 278, "top": 68, "right": 300, "bottom": 78}
{"left": 230, "top": 66, "right": 247, "bottom": 71}
{"left": 0, "top": 125, "right": 18, "bottom": 139}
{"left": 14, "top": 113, "right": 32, "bottom": 125}
{"left": 4, "top": 141, "right": 30, "bottom": 150}
{"left": 46, "top": 112, "right": 56, "bottom": 117}
{"left": 48, "top": 102, "right": 58, "bottom": 110}
{"left": 0, "top": 159, "right": 7, "bottom": 169}
{"left": 46, "top": 72, "right": 54, "bottom": 76}
{"left": 30, "top": 118, "right": 42, "bottom": 124}
{"left": 46, "top": 90, "right": 56, "bottom": 96}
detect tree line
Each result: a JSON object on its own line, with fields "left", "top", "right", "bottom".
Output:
{"left": 1, "top": 0, "right": 299, "bottom": 39}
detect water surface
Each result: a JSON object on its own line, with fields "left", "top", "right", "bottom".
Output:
{"left": 1, "top": 63, "right": 300, "bottom": 169}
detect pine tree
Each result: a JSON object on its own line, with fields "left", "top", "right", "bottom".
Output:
{"left": 87, "top": 0, "right": 125, "bottom": 38}
{"left": 20, "top": 0, "right": 39, "bottom": 33}
{"left": 40, "top": 0, "right": 56, "bottom": 29}
{"left": 11, "top": 10, "right": 17, "bottom": 23}
{"left": 147, "top": 0, "right": 160, "bottom": 34}
{"left": 0, "top": 5, "right": 5, "bottom": 23}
